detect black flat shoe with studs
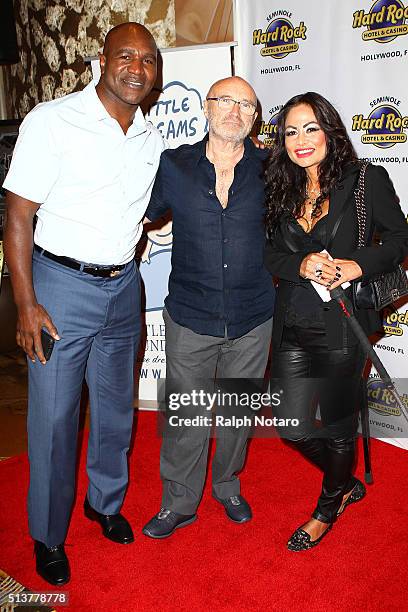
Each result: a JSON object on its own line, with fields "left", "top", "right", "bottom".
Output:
{"left": 337, "top": 478, "right": 366, "bottom": 517}
{"left": 287, "top": 523, "right": 333, "bottom": 552}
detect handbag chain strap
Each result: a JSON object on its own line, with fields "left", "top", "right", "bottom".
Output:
{"left": 354, "top": 161, "right": 370, "bottom": 248}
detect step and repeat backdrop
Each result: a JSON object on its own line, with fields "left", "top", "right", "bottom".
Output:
{"left": 234, "top": 0, "right": 408, "bottom": 449}
{"left": 93, "top": 3, "right": 408, "bottom": 447}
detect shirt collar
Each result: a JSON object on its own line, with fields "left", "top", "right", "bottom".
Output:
{"left": 193, "top": 134, "right": 267, "bottom": 166}
{"left": 80, "top": 80, "right": 148, "bottom": 133}
{"left": 193, "top": 134, "right": 209, "bottom": 165}
{"left": 80, "top": 81, "right": 111, "bottom": 121}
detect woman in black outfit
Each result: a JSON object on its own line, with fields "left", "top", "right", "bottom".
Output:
{"left": 265, "top": 92, "right": 408, "bottom": 551}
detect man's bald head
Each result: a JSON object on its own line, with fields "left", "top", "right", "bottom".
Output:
{"left": 97, "top": 22, "right": 158, "bottom": 117}
{"left": 207, "top": 76, "right": 257, "bottom": 106}
{"left": 103, "top": 22, "right": 156, "bottom": 57}
{"left": 204, "top": 76, "right": 258, "bottom": 144}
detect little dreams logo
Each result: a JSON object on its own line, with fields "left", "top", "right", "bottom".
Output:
{"left": 146, "top": 81, "right": 207, "bottom": 147}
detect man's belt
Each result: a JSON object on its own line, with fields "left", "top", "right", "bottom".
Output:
{"left": 34, "top": 245, "right": 126, "bottom": 278}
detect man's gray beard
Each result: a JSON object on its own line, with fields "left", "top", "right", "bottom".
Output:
{"left": 208, "top": 119, "right": 251, "bottom": 144}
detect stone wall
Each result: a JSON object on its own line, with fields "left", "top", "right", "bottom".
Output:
{"left": 5, "top": 0, "right": 175, "bottom": 118}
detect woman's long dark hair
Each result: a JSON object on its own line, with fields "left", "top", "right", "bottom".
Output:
{"left": 265, "top": 92, "right": 358, "bottom": 234}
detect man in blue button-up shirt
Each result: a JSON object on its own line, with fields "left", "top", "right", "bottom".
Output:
{"left": 143, "top": 76, "right": 275, "bottom": 538}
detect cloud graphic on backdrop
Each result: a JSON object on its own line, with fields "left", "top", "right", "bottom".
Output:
{"left": 142, "top": 220, "right": 173, "bottom": 264}
{"left": 146, "top": 81, "right": 208, "bottom": 147}
{"left": 141, "top": 81, "right": 208, "bottom": 311}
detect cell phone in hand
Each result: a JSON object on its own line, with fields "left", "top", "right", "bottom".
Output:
{"left": 41, "top": 329, "right": 55, "bottom": 361}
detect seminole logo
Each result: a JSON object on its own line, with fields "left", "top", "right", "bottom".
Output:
{"left": 353, "top": 0, "right": 408, "bottom": 43}
{"left": 351, "top": 99, "right": 408, "bottom": 148}
{"left": 258, "top": 107, "right": 281, "bottom": 146}
{"left": 367, "top": 379, "right": 407, "bottom": 416}
{"left": 383, "top": 307, "right": 408, "bottom": 336}
{"left": 253, "top": 11, "right": 307, "bottom": 58}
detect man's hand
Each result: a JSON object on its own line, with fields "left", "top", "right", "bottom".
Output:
{"left": 16, "top": 302, "right": 59, "bottom": 364}
{"left": 4, "top": 191, "right": 60, "bottom": 364}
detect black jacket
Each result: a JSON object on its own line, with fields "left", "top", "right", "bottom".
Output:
{"left": 265, "top": 163, "right": 408, "bottom": 349}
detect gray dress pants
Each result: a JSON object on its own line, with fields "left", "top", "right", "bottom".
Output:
{"left": 160, "top": 309, "right": 272, "bottom": 514}
{"left": 28, "top": 251, "right": 140, "bottom": 547}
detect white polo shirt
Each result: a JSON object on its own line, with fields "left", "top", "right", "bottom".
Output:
{"left": 3, "top": 81, "right": 166, "bottom": 265}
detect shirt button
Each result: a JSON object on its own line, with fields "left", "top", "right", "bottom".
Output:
{"left": 223, "top": 264, "right": 228, "bottom": 268}
{"left": 208, "top": 190, "right": 214, "bottom": 195}
{"left": 223, "top": 238, "right": 228, "bottom": 243}
{"left": 222, "top": 212, "right": 226, "bottom": 217}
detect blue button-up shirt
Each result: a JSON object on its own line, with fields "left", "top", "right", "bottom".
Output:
{"left": 145, "top": 135, "right": 275, "bottom": 338}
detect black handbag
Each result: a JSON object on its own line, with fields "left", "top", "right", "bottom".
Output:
{"left": 353, "top": 162, "right": 408, "bottom": 310}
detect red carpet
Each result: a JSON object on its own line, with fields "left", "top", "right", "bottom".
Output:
{"left": 0, "top": 412, "right": 407, "bottom": 612}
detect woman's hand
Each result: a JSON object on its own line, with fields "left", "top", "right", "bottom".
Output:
{"left": 329, "top": 259, "right": 363, "bottom": 290}
{"left": 299, "top": 252, "right": 339, "bottom": 286}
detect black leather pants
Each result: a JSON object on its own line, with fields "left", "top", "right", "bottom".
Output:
{"left": 271, "top": 323, "right": 366, "bottom": 523}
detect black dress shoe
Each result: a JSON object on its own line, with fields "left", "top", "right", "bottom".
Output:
{"left": 215, "top": 495, "right": 252, "bottom": 523}
{"left": 142, "top": 508, "right": 197, "bottom": 539}
{"left": 34, "top": 541, "right": 70, "bottom": 586}
{"left": 84, "top": 497, "right": 134, "bottom": 544}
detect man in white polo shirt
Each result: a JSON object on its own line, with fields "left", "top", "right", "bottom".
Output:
{"left": 3, "top": 22, "right": 165, "bottom": 585}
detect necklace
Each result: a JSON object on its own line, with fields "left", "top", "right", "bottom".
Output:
{"left": 306, "top": 187, "right": 321, "bottom": 218}
{"left": 306, "top": 188, "right": 321, "bottom": 206}
{"left": 297, "top": 187, "right": 322, "bottom": 231}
